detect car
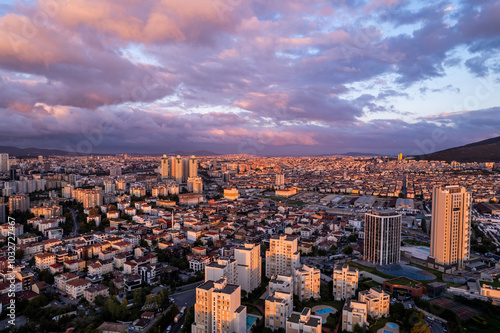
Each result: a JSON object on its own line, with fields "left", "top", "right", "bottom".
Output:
{"left": 426, "top": 317, "right": 434, "bottom": 322}
{"left": 408, "top": 304, "right": 412, "bottom": 309}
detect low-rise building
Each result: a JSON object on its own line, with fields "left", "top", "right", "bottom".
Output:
{"left": 84, "top": 284, "right": 109, "bottom": 304}
{"left": 286, "top": 307, "right": 322, "bottom": 333}
{"left": 35, "top": 253, "right": 56, "bottom": 271}
{"left": 341, "top": 299, "right": 368, "bottom": 332}
{"left": 358, "top": 288, "right": 390, "bottom": 319}
{"left": 66, "top": 278, "right": 91, "bottom": 299}
{"left": 265, "top": 291, "right": 293, "bottom": 330}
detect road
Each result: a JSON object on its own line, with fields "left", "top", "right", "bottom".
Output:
{"left": 0, "top": 315, "right": 27, "bottom": 330}
{"left": 425, "top": 318, "right": 447, "bottom": 333}
{"left": 168, "top": 288, "right": 197, "bottom": 333}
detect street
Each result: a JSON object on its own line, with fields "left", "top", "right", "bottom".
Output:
{"left": 168, "top": 287, "right": 197, "bottom": 333}
{"left": 425, "top": 317, "right": 448, "bottom": 333}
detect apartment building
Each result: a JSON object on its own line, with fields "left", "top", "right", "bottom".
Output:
{"left": 191, "top": 278, "right": 247, "bottom": 333}
{"left": 205, "top": 259, "right": 238, "bottom": 285}
{"left": 286, "top": 308, "right": 322, "bottom": 333}
{"left": 266, "top": 235, "right": 300, "bottom": 278}
{"left": 54, "top": 272, "right": 79, "bottom": 293}
{"left": 66, "top": 278, "right": 91, "bottom": 299}
{"left": 35, "top": 252, "right": 56, "bottom": 270}
{"left": 84, "top": 284, "right": 109, "bottom": 304}
{"left": 9, "top": 194, "right": 30, "bottom": 213}
{"left": 294, "top": 265, "right": 320, "bottom": 302}
{"left": 333, "top": 264, "right": 359, "bottom": 301}
{"left": 269, "top": 275, "right": 293, "bottom": 294}
{"left": 341, "top": 299, "right": 368, "bottom": 332}
{"left": 429, "top": 185, "right": 471, "bottom": 271}
{"left": 265, "top": 291, "right": 293, "bottom": 331}
{"left": 234, "top": 243, "right": 261, "bottom": 293}
{"left": 358, "top": 288, "right": 390, "bottom": 319}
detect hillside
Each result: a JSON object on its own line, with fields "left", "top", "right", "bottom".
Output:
{"left": 418, "top": 136, "right": 500, "bottom": 162}
{"left": 0, "top": 145, "right": 76, "bottom": 156}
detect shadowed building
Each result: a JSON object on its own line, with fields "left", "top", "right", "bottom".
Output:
{"left": 364, "top": 211, "right": 402, "bottom": 265}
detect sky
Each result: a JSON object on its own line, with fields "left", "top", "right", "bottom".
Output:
{"left": 0, "top": 0, "right": 499, "bottom": 156}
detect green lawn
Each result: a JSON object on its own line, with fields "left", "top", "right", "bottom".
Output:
{"left": 348, "top": 262, "right": 394, "bottom": 280}
{"left": 404, "top": 239, "right": 430, "bottom": 247}
{"left": 303, "top": 299, "right": 345, "bottom": 311}
{"left": 385, "top": 277, "right": 422, "bottom": 288}
{"left": 369, "top": 317, "right": 390, "bottom": 333}
{"left": 479, "top": 277, "right": 500, "bottom": 288}
{"left": 466, "top": 315, "right": 500, "bottom": 333}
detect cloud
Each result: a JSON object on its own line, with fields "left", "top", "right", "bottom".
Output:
{"left": 0, "top": 0, "right": 499, "bottom": 155}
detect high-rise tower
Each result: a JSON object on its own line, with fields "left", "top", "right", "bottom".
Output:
{"left": 429, "top": 185, "right": 471, "bottom": 271}
{"left": 364, "top": 211, "right": 402, "bottom": 265}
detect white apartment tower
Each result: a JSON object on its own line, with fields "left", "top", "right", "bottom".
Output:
{"left": 266, "top": 235, "right": 300, "bottom": 278}
{"left": 294, "top": 264, "right": 321, "bottom": 302}
{"left": 234, "top": 243, "right": 261, "bottom": 293}
{"left": 192, "top": 278, "right": 247, "bottom": 333}
{"left": 333, "top": 264, "right": 359, "bottom": 301}
{"left": 204, "top": 259, "right": 238, "bottom": 285}
{"left": 429, "top": 185, "right": 471, "bottom": 271}
{"left": 364, "top": 211, "right": 402, "bottom": 265}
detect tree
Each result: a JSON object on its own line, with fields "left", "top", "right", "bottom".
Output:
{"left": 343, "top": 246, "right": 353, "bottom": 255}
{"left": 15, "top": 248, "right": 25, "bottom": 261}
{"left": 193, "top": 238, "right": 203, "bottom": 247}
{"left": 353, "top": 323, "right": 364, "bottom": 333}
{"left": 421, "top": 218, "right": 427, "bottom": 234}
{"left": 390, "top": 302, "right": 405, "bottom": 322}
{"left": 411, "top": 320, "right": 431, "bottom": 333}
{"left": 348, "top": 234, "right": 358, "bottom": 242}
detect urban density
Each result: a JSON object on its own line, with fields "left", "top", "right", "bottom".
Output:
{"left": 1, "top": 0, "right": 499, "bottom": 333}
{"left": 0, "top": 153, "right": 500, "bottom": 333}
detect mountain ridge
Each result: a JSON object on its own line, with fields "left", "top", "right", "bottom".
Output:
{"left": 417, "top": 136, "right": 500, "bottom": 162}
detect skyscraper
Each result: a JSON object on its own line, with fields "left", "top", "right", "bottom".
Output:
{"left": 429, "top": 185, "right": 471, "bottom": 271}
{"left": 173, "top": 155, "right": 183, "bottom": 183}
{"left": 0, "top": 153, "right": 8, "bottom": 173}
{"left": 265, "top": 235, "right": 300, "bottom": 278}
{"left": 189, "top": 155, "right": 198, "bottom": 178}
{"left": 364, "top": 211, "right": 402, "bottom": 265}
{"left": 160, "top": 154, "right": 169, "bottom": 178}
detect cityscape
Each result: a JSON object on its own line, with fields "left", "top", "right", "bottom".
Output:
{"left": 1, "top": 153, "right": 500, "bottom": 333}
{"left": 1, "top": 1, "right": 500, "bottom": 333}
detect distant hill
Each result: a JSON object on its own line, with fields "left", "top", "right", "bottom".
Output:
{"left": 418, "top": 136, "right": 500, "bottom": 162}
{"left": 169, "top": 150, "right": 221, "bottom": 156}
{"left": 341, "top": 152, "right": 380, "bottom": 157}
{"left": 0, "top": 145, "right": 76, "bottom": 156}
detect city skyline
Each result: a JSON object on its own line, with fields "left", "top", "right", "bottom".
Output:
{"left": 0, "top": 0, "right": 499, "bottom": 155}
